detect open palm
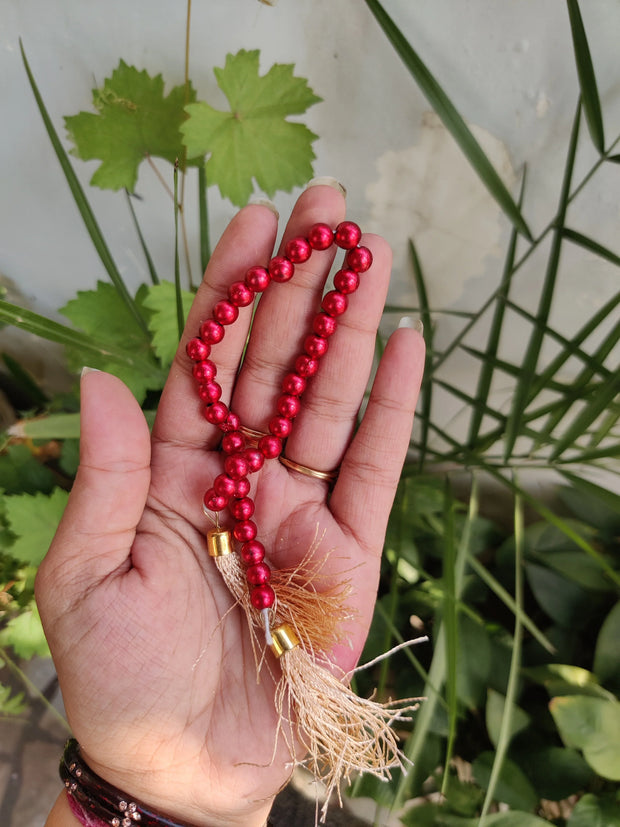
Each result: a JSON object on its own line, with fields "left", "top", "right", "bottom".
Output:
{"left": 37, "top": 184, "right": 425, "bottom": 827}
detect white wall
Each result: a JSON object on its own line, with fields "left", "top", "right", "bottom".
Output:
{"left": 1, "top": 1, "right": 619, "bottom": 415}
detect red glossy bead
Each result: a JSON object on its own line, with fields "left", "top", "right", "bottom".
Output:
{"left": 295, "top": 354, "right": 319, "bottom": 377}
{"left": 223, "top": 411, "right": 240, "bottom": 432}
{"left": 268, "top": 256, "right": 295, "bottom": 283}
{"left": 313, "top": 312, "right": 337, "bottom": 338}
{"left": 233, "top": 477, "right": 251, "bottom": 498}
{"left": 224, "top": 454, "right": 249, "bottom": 480}
{"left": 230, "top": 496, "right": 255, "bottom": 521}
{"left": 322, "top": 290, "right": 348, "bottom": 317}
{"left": 221, "top": 431, "right": 245, "bottom": 454}
{"left": 304, "top": 334, "right": 328, "bottom": 359}
{"left": 334, "top": 221, "right": 362, "bottom": 249}
{"left": 213, "top": 473, "right": 236, "bottom": 497}
{"left": 345, "top": 245, "right": 373, "bottom": 273}
{"left": 308, "top": 222, "right": 334, "bottom": 250}
{"left": 234, "top": 520, "right": 258, "bottom": 542}
{"left": 285, "top": 236, "right": 312, "bottom": 263}
{"left": 245, "top": 265, "right": 270, "bottom": 292}
{"left": 334, "top": 268, "right": 360, "bottom": 295}
{"left": 269, "top": 415, "right": 293, "bottom": 439}
{"left": 277, "top": 393, "right": 301, "bottom": 419}
{"left": 199, "top": 319, "right": 225, "bottom": 344}
{"left": 192, "top": 360, "right": 217, "bottom": 382}
{"left": 213, "top": 300, "right": 239, "bottom": 326}
{"left": 246, "top": 562, "right": 271, "bottom": 586}
{"left": 186, "top": 337, "right": 210, "bottom": 361}
{"left": 203, "top": 488, "right": 228, "bottom": 512}
{"left": 240, "top": 540, "right": 266, "bottom": 565}
{"left": 250, "top": 584, "right": 275, "bottom": 610}
{"left": 204, "top": 401, "right": 228, "bottom": 424}
{"left": 245, "top": 448, "right": 265, "bottom": 473}
{"left": 228, "top": 281, "right": 254, "bottom": 307}
{"left": 197, "top": 381, "right": 222, "bottom": 403}
{"left": 259, "top": 435, "right": 283, "bottom": 458}
{"left": 282, "top": 372, "right": 307, "bottom": 396}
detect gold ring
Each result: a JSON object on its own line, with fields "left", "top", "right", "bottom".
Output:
{"left": 238, "top": 424, "right": 269, "bottom": 447}
{"left": 279, "top": 455, "right": 339, "bottom": 483}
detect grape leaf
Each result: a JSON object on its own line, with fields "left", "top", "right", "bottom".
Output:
{"left": 60, "top": 282, "right": 165, "bottom": 403}
{"left": 143, "top": 281, "right": 194, "bottom": 367}
{"left": 65, "top": 61, "right": 198, "bottom": 191}
{"left": 4, "top": 488, "right": 69, "bottom": 566}
{"left": 181, "top": 49, "right": 321, "bottom": 206}
{"left": 0, "top": 601, "right": 50, "bottom": 659}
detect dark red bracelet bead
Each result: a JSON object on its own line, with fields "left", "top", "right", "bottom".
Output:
{"left": 285, "top": 236, "right": 312, "bottom": 263}
{"left": 246, "top": 562, "right": 271, "bottom": 586}
{"left": 345, "top": 245, "right": 373, "bottom": 273}
{"left": 213, "top": 473, "right": 236, "bottom": 497}
{"left": 269, "top": 415, "right": 293, "bottom": 439}
{"left": 295, "top": 354, "right": 319, "bottom": 377}
{"left": 259, "top": 434, "right": 282, "bottom": 458}
{"left": 228, "top": 281, "right": 254, "bottom": 307}
{"left": 304, "top": 334, "right": 328, "bottom": 359}
{"left": 222, "top": 411, "right": 240, "bottom": 432}
{"left": 186, "top": 337, "right": 211, "bottom": 361}
{"left": 197, "top": 381, "right": 222, "bottom": 403}
{"left": 334, "top": 268, "right": 360, "bottom": 295}
{"left": 192, "top": 360, "right": 216, "bottom": 382}
{"left": 221, "top": 431, "right": 245, "bottom": 454}
{"left": 245, "top": 265, "right": 271, "bottom": 292}
{"left": 322, "top": 290, "right": 348, "bottom": 317}
{"left": 199, "top": 319, "right": 225, "bottom": 344}
{"left": 213, "top": 300, "right": 239, "bottom": 325}
{"left": 204, "top": 401, "right": 228, "bottom": 424}
{"left": 224, "top": 454, "right": 249, "bottom": 479}
{"left": 230, "top": 496, "right": 255, "bottom": 520}
{"left": 251, "top": 583, "right": 275, "bottom": 610}
{"left": 203, "top": 488, "right": 228, "bottom": 512}
{"left": 233, "top": 477, "right": 251, "bottom": 498}
{"left": 240, "top": 540, "right": 266, "bottom": 565}
{"left": 245, "top": 447, "right": 265, "bottom": 473}
{"left": 313, "top": 312, "right": 338, "bottom": 338}
{"left": 277, "top": 393, "right": 302, "bottom": 419}
{"left": 334, "top": 220, "right": 362, "bottom": 249}
{"left": 234, "top": 520, "right": 258, "bottom": 542}
{"left": 308, "top": 222, "right": 334, "bottom": 250}
{"left": 268, "top": 255, "right": 295, "bottom": 283}
{"left": 282, "top": 372, "right": 307, "bottom": 396}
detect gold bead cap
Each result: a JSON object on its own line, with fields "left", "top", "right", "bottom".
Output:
{"left": 269, "top": 623, "right": 300, "bottom": 658}
{"left": 207, "top": 529, "right": 233, "bottom": 557}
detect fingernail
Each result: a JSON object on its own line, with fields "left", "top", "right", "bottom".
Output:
{"left": 81, "top": 366, "right": 101, "bottom": 379}
{"left": 247, "top": 196, "right": 279, "bottom": 219}
{"left": 398, "top": 317, "right": 424, "bottom": 335}
{"left": 305, "top": 177, "right": 347, "bottom": 198}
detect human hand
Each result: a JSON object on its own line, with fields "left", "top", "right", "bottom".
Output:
{"left": 37, "top": 183, "right": 425, "bottom": 827}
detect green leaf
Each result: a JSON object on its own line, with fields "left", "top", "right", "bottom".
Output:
{"left": 60, "top": 282, "right": 165, "bottom": 402}
{"left": 485, "top": 689, "right": 530, "bottom": 748}
{"left": 566, "top": 0, "right": 605, "bottom": 153}
{"left": 10, "top": 413, "right": 81, "bottom": 441}
{"left": 402, "top": 808, "right": 550, "bottom": 827}
{"left": 472, "top": 752, "right": 538, "bottom": 811}
{"left": 363, "top": 0, "right": 531, "bottom": 240}
{"left": 594, "top": 602, "right": 620, "bottom": 691}
{"left": 0, "top": 683, "right": 27, "bottom": 718}
{"left": 0, "top": 444, "right": 55, "bottom": 495}
{"left": 550, "top": 694, "right": 620, "bottom": 779}
{"left": 65, "top": 61, "right": 197, "bottom": 192}
{"left": 4, "top": 488, "right": 69, "bottom": 565}
{"left": 516, "top": 745, "right": 594, "bottom": 801}
{"left": 143, "top": 281, "right": 194, "bottom": 367}
{"left": 0, "top": 603, "right": 50, "bottom": 658}
{"left": 182, "top": 50, "right": 321, "bottom": 206}
{"left": 525, "top": 663, "right": 615, "bottom": 701}
{"left": 568, "top": 793, "right": 620, "bottom": 827}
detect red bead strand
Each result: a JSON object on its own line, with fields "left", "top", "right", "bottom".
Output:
{"left": 190, "top": 220, "right": 370, "bottom": 611}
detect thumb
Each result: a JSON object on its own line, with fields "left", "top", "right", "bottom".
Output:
{"left": 37, "top": 369, "right": 151, "bottom": 607}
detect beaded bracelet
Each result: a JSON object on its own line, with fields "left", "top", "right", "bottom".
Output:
{"left": 60, "top": 739, "right": 274, "bottom": 827}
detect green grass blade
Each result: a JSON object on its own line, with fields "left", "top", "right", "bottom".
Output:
{"left": 409, "top": 240, "right": 433, "bottom": 469}
{"left": 467, "top": 170, "right": 526, "bottom": 449}
{"left": 479, "top": 486, "right": 525, "bottom": 825}
{"left": 563, "top": 228, "right": 620, "bottom": 267}
{"left": 0, "top": 300, "right": 157, "bottom": 373}
{"left": 567, "top": 0, "right": 605, "bottom": 153}
{"left": 125, "top": 190, "right": 160, "bottom": 285}
{"left": 173, "top": 162, "right": 185, "bottom": 339}
{"left": 364, "top": 0, "right": 531, "bottom": 240}
{"left": 441, "top": 481, "right": 458, "bottom": 797}
{"left": 549, "top": 372, "right": 620, "bottom": 460}
{"left": 503, "top": 102, "right": 581, "bottom": 461}
{"left": 19, "top": 41, "right": 150, "bottom": 338}
{"left": 1, "top": 353, "right": 49, "bottom": 407}
{"left": 559, "top": 470, "right": 620, "bottom": 515}
{"left": 198, "top": 164, "right": 211, "bottom": 274}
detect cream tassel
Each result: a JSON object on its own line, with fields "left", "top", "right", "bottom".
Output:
{"left": 269, "top": 624, "right": 417, "bottom": 823}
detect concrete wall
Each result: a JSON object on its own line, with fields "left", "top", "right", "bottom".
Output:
{"left": 2, "top": 1, "right": 619, "bottom": 410}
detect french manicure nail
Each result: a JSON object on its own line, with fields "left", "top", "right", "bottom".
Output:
{"left": 247, "top": 196, "right": 279, "bottom": 219}
{"left": 305, "top": 177, "right": 347, "bottom": 198}
{"left": 398, "top": 317, "right": 424, "bottom": 335}
{"left": 81, "top": 366, "right": 101, "bottom": 379}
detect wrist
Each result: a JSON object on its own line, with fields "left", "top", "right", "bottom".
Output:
{"left": 60, "top": 739, "right": 275, "bottom": 827}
